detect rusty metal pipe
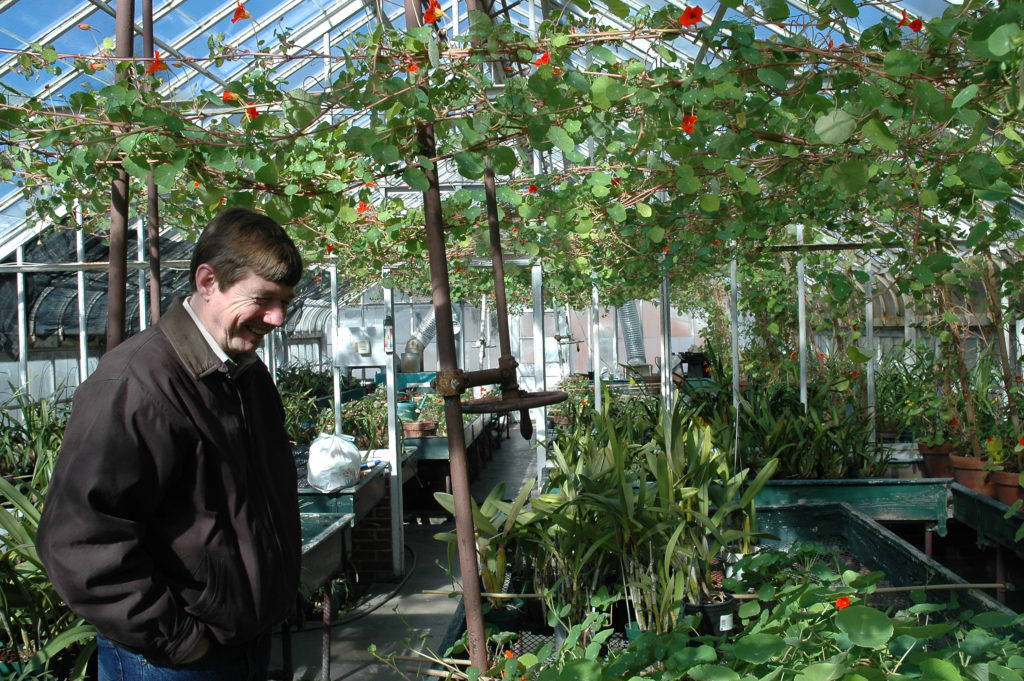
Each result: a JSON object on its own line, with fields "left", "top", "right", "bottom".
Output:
{"left": 484, "top": 164, "right": 514, "bottom": 363}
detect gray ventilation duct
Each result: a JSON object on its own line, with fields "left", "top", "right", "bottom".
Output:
{"left": 401, "top": 309, "right": 437, "bottom": 372}
{"left": 619, "top": 300, "right": 647, "bottom": 366}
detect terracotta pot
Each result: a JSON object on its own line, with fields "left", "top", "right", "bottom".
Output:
{"left": 402, "top": 420, "right": 439, "bottom": 437}
{"left": 918, "top": 443, "right": 954, "bottom": 478}
{"left": 989, "top": 470, "right": 1024, "bottom": 507}
{"left": 949, "top": 454, "right": 996, "bottom": 498}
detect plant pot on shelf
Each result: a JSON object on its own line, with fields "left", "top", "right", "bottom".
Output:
{"left": 402, "top": 420, "right": 439, "bottom": 437}
{"left": 989, "top": 469, "right": 1024, "bottom": 507}
{"left": 949, "top": 453, "right": 996, "bottom": 498}
{"left": 918, "top": 443, "right": 954, "bottom": 478}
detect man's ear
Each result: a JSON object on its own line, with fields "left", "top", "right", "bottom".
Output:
{"left": 194, "top": 263, "right": 218, "bottom": 301}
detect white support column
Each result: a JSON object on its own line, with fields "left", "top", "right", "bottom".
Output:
{"left": 16, "top": 246, "right": 27, "bottom": 390}
{"left": 383, "top": 275, "right": 405, "bottom": 576}
{"left": 331, "top": 263, "right": 343, "bottom": 435}
{"left": 660, "top": 264, "right": 673, "bottom": 419}
{"left": 797, "top": 225, "right": 807, "bottom": 409}
{"left": 76, "top": 228, "right": 88, "bottom": 383}
{"left": 137, "top": 218, "right": 147, "bottom": 331}
{"left": 730, "top": 258, "right": 741, "bottom": 462}
{"left": 865, "top": 261, "right": 876, "bottom": 442}
{"left": 532, "top": 263, "right": 547, "bottom": 475}
{"left": 591, "top": 276, "right": 602, "bottom": 414}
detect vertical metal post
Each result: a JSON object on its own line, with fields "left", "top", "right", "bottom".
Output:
{"left": 611, "top": 307, "right": 619, "bottom": 380}
{"left": 865, "top": 261, "right": 876, "bottom": 442}
{"left": 16, "top": 246, "right": 27, "bottom": 390}
{"left": 331, "top": 263, "right": 343, "bottom": 435}
{"left": 660, "top": 265, "right": 672, "bottom": 415}
{"left": 532, "top": 264, "right": 546, "bottom": 469}
{"left": 107, "top": 0, "right": 134, "bottom": 352}
{"left": 591, "top": 276, "right": 602, "bottom": 414}
{"left": 76, "top": 228, "right": 89, "bottom": 383}
{"left": 383, "top": 277, "right": 404, "bottom": 576}
{"left": 143, "top": 0, "right": 160, "bottom": 325}
{"left": 797, "top": 225, "right": 807, "bottom": 409}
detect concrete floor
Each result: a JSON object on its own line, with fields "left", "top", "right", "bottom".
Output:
{"left": 272, "top": 425, "right": 540, "bottom": 681}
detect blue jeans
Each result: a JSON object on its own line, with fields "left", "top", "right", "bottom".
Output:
{"left": 97, "top": 634, "right": 271, "bottom": 681}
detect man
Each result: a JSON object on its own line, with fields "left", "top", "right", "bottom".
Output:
{"left": 36, "top": 207, "right": 304, "bottom": 680}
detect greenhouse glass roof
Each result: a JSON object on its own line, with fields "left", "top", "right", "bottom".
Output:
{"left": 0, "top": 0, "right": 968, "bottom": 256}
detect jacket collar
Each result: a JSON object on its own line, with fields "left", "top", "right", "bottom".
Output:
{"left": 160, "top": 299, "right": 260, "bottom": 379}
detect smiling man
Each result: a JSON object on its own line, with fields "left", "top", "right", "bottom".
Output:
{"left": 37, "top": 207, "right": 304, "bottom": 681}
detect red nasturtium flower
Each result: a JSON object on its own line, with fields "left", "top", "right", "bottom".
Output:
{"left": 535, "top": 52, "right": 551, "bottom": 66}
{"left": 836, "top": 596, "right": 851, "bottom": 610}
{"left": 326, "top": 244, "right": 335, "bottom": 254}
{"left": 423, "top": 0, "right": 445, "bottom": 24}
{"left": 611, "top": 177, "right": 621, "bottom": 186}
{"left": 357, "top": 201, "right": 370, "bottom": 213}
{"left": 243, "top": 102, "right": 259, "bottom": 120}
{"left": 222, "top": 89, "right": 241, "bottom": 103}
{"left": 145, "top": 50, "right": 170, "bottom": 74}
{"left": 528, "top": 184, "right": 538, "bottom": 194}
{"left": 896, "top": 9, "right": 922, "bottom": 31}
{"left": 231, "top": 1, "right": 252, "bottom": 23}
{"left": 78, "top": 23, "right": 92, "bottom": 30}
{"left": 681, "top": 114, "right": 698, "bottom": 133}
{"left": 1019, "top": 436, "right": 1024, "bottom": 446}
{"left": 406, "top": 62, "right": 420, "bottom": 73}
{"left": 851, "top": 370, "right": 858, "bottom": 377}
{"left": 678, "top": 5, "right": 703, "bottom": 27}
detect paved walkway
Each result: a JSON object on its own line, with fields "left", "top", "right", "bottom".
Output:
{"left": 273, "top": 428, "right": 539, "bottom": 680}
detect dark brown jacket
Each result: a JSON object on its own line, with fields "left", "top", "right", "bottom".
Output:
{"left": 36, "top": 300, "right": 301, "bottom": 665}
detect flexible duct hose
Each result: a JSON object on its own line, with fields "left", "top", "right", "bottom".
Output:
{"left": 405, "top": 308, "right": 437, "bottom": 354}
{"left": 619, "top": 300, "right": 646, "bottom": 365}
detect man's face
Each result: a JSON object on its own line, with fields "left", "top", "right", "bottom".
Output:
{"left": 195, "top": 265, "right": 296, "bottom": 358}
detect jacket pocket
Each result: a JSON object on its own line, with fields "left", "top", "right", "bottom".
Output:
{"left": 186, "top": 546, "right": 258, "bottom": 642}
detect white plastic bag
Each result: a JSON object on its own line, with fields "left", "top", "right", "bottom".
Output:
{"left": 306, "top": 433, "right": 361, "bottom": 492}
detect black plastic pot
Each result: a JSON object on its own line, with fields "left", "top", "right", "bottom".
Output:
{"left": 682, "top": 593, "right": 736, "bottom": 637}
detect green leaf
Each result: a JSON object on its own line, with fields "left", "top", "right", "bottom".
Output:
{"left": 607, "top": 203, "right": 627, "bottom": 223}
{"left": 454, "top": 150, "right": 486, "bottom": 179}
{"left": 917, "top": 658, "right": 962, "bottom": 681}
{"left": 648, "top": 226, "right": 665, "bottom": 242}
{"left": 733, "top": 633, "right": 788, "bottom": 664}
{"left": 151, "top": 164, "right": 179, "bottom": 192}
{"left": 121, "top": 155, "right": 150, "bottom": 179}
{"left": 588, "top": 45, "right": 617, "bottom": 66}
{"left": 846, "top": 346, "right": 873, "bottom": 363}
{"left": 689, "top": 665, "right": 740, "bottom": 681}
{"left": 605, "top": 0, "right": 630, "bottom": 18}
{"left": 591, "top": 75, "right": 614, "bottom": 109}
{"left": 283, "top": 88, "right": 319, "bottom": 129}
{"left": 427, "top": 34, "right": 441, "bottom": 68}
{"left": 518, "top": 203, "right": 540, "bottom": 220}
{"left": 756, "top": 68, "right": 789, "bottom": 91}
{"left": 255, "top": 162, "right": 279, "bottom": 185}
{"left": 489, "top": 146, "right": 518, "bottom": 175}
{"left": 700, "top": 194, "right": 721, "bottom": 212}
{"left": 636, "top": 202, "right": 652, "bottom": 218}
{"left": 548, "top": 125, "right": 576, "bottom": 153}
{"left": 403, "top": 166, "right": 431, "bottom": 192}
{"left": 830, "top": 160, "right": 869, "bottom": 194}
{"left": 951, "top": 84, "right": 979, "bottom": 109}
{"left": 814, "top": 110, "right": 857, "bottom": 144}
{"left": 795, "top": 662, "right": 842, "bottom": 681}
{"left": 829, "top": 0, "right": 859, "bottom": 18}
{"left": 835, "top": 605, "right": 893, "bottom": 648}
{"left": 987, "top": 23, "right": 1023, "bottom": 57}
{"left": 861, "top": 117, "right": 897, "bottom": 152}
{"left": 883, "top": 50, "right": 920, "bottom": 77}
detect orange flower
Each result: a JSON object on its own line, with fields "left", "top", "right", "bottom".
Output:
{"left": 222, "top": 89, "right": 241, "bottom": 103}
{"left": 89, "top": 62, "right": 105, "bottom": 70}
{"left": 357, "top": 201, "right": 370, "bottom": 213}
{"left": 326, "top": 244, "right": 335, "bottom": 254}
{"left": 193, "top": 181, "right": 200, "bottom": 187}
{"left": 910, "top": 18, "right": 923, "bottom": 31}
{"left": 1019, "top": 436, "right": 1024, "bottom": 446}
{"left": 219, "top": 196, "right": 227, "bottom": 205}
{"left": 244, "top": 102, "right": 259, "bottom": 121}
{"left": 611, "top": 177, "right": 621, "bottom": 186}
{"left": 504, "top": 651, "right": 514, "bottom": 659}
{"left": 711, "top": 238, "right": 721, "bottom": 245}
{"left": 836, "top": 596, "right": 851, "bottom": 610}
{"left": 662, "top": 246, "right": 670, "bottom": 253}
{"left": 512, "top": 227, "right": 518, "bottom": 233}
{"left": 423, "top": 0, "right": 446, "bottom": 24}
{"left": 535, "top": 52, "right": 550, "bottom": 66}
{"left": 406, "top": 62, "right": 420, "bottom": 73}
{"left": 77, "top": 23, "right": 93, "bottom": 30}
{"left": 231, "top": 1, "right": 252, "bottom": 23}
{"left": 145, "top": 50, "right": 170, "bottom": 74}
{"left": 364, "top": 179, "right": 377, "bottom": 186}
{"left": 528, "top": 184, "right": 538, "bottom": 194}
{"left": 851, "top": 370, "right": 858, "bottom": 377}
{"left": 678, "top": 6, "right": 703, "bottom": 27}
{"left": 681, "top": 114, "right": 697, "bottom": 133}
